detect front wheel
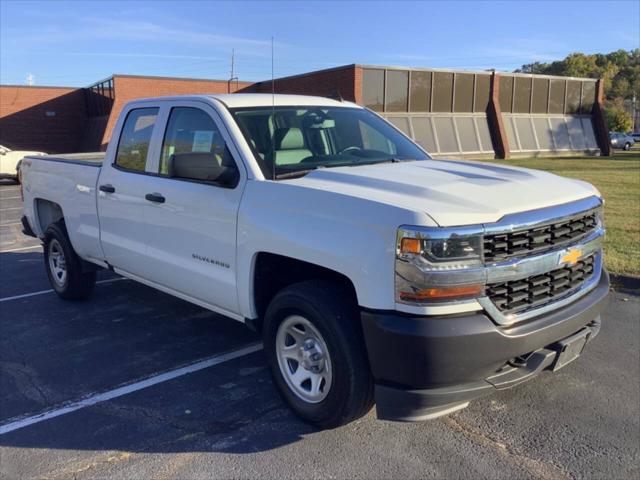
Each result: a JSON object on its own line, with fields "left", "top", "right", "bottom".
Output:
{"left": 263, "top": 280, "right": 374, "bottom": 429}
{"left": 624, "top": 142, "right": 631, "bottom": 151}
{"left": 44, "top": 222, "right": 96, "bottom": 300}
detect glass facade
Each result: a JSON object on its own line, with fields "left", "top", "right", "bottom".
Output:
{"left": 85, "top": 77, "right": 115, "bottom": 117}
{"left": 361, "top": 67, "right": 601, "bottom": 157}
{"left": 504, "top": 114, "right": 598, "bottom": 153}
{"left": 385, "top": 70, "right": 409, "bottom": 112}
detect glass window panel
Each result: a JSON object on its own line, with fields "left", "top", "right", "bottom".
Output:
{"left": 432, "top": 72, "right": 454, "bottom": 112}
{"left": 160, "top": 107, "right": 228, "bottom": 176}
{"left": 362, "top": 69, "right": 384, "bottom": 111}
{"left": 565, "top": 80, "right": 581, "bottom": 114}
{"left": 515, "top": 117, "right": 536, "bottom": 150}
{"left": 499, "top": 76, "right": 514, "bottom": 113}
{"left": 385, "top": 70, "right": 409, "bottom": 112}
{"left": 433, "top": 116, "right": 459, "bottom": 152}
{"left": 548, "top": 79, "right": 565, "bottom": 114}
{"left": 410, "top": 71, "right": 431, "bottom": 112}
{"left": 474, "top": 75, "right": 490, "bottom": 113}
{"left": 550, "top": 117, "right": 571, "bottom": 149}
{"left": 532, "top": 78, "right": 549, "bottom": 114}
{"left": 580, "top": 117, "right": 598, "bottom": 149}
{"left": 513, "top": 77, "right": 532, "bottom": 113}
{"left": 115, "top": 108, "right": 159, "bottom": 172}
{"left": 533, "top": 117, "right": 554, "bottom": 150}
{"left": 566, "top": 116, "right": 586, "bottom": 149}
{"left": 475, "top": 117, "right": 494, "bottom": 152}
{"left": 455, "top": 117, "right": 480, "bottom": 152}
{"left": 411, "top": 116, "right": 437, "bottom": 152}
{"left": 580, "top": 82, "right": 596, "bottom": 114}
{"left": 453, "top": 73, "right": 474, "bottom": 113}
{"left": 386, "top": 116, "right": 411, "bottom": 136}
{"left": 504, "top": 116, "right": 519, "bottom": 151}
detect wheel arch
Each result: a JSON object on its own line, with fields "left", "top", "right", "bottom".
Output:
{"left": 34, "top": 198, "right": 64, "bottom": 237}
{"left": 250, "top": 252, "right": 358, "bottom": 328}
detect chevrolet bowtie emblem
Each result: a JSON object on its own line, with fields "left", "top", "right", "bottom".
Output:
{"left": 560, "top": 248, "right": 582, "bottom": 266}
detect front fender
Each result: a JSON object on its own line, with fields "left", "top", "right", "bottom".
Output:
{"left": 236, "top": 180, "right": 430, "bottom": 318}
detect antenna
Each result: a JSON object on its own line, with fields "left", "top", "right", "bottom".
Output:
{"left": 228, "top": 49, "right": 238, "bottom": 93}
{"left": 230, "top": 48, "right": 235, "bottom": 80}
{"left": 271, "top": 36, "right": 276, "bottom": 180}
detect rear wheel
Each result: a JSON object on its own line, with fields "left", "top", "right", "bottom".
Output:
{"left": 44, "top": 222, "right": 96, "bottom": 300}
{"left": 624, "top": 142, "right": 631, "bottom": 151}
{"left": 263, "top": 280, "right": 374, "bottom": 428}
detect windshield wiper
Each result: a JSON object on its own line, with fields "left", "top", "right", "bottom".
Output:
{"left": 274, "top": 166, "right": 319, "bottom": 180}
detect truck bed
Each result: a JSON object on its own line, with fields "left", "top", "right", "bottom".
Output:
{"left": 31, "top": 152, "right": 105, "bottom": 166}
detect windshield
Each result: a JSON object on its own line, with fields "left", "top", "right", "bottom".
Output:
{"left": 231, "top": 106, "right": 429, "bottom": 179}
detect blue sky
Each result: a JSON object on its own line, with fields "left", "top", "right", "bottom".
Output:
{"left": 1, "top": 0, "right": 638, "bottom": 87}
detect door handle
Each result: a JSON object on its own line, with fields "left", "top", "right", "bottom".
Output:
{"left": 99, "top": 184, "right": 115, "bottom": 193}
{"left": 145, "top": 193, "right": 165, "bottom": 203}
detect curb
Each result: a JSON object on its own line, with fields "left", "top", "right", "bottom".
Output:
{"left": 609, "top": 274, "right": 640, "bottom": 295}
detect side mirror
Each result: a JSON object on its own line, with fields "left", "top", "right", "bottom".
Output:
{"left": 168, "top": 152, "right": 239, "bottom": 187}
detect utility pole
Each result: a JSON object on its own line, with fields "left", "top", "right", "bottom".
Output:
{"left": 26, "top": 73, "right": 35, "bottom": 86}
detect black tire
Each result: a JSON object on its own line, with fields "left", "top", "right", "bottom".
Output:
{"left": 263, "top": 280, "right": 374, "bottom": 428}
{"left": 44, "top": 221, "right": 96, "bottom": 300}
{"left": 624, "top": 142, "right": 631, "bottom": 151}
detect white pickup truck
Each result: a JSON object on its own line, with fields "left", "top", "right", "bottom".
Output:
{"left": 20, "top": 94, "right": 609, "bottom": 427}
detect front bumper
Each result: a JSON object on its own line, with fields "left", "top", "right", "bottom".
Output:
{"left": 361, "top": 269, "right": 610, "bottom": 421}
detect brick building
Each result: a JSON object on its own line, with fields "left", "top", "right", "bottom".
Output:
{"left": 0, "top": 64, "right": 610, "bottom": 158}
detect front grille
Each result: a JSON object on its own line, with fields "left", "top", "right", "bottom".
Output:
{"left": 486, "top": 254, "right": 596, "bottom": 315}
{"left": 484, "top": 211, "right": 598, "bottom": 263}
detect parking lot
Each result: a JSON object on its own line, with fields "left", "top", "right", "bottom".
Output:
{"left": 0, "top": 180, "right": 638, "bottom": 479}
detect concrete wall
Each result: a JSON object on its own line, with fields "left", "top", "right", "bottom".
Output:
{"left": 0, "top": 86, "right": 87, "bottom": 153}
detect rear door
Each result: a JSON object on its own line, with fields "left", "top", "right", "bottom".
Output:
{"left": 97, "top": 104, "right": 161, "bottom": 276}
{"left": 138, "top": 100, "right": 246, "bottom": 315}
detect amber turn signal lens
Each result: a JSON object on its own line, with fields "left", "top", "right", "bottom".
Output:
{"left": 400, "top": 238, "right": 421, "bottom": 254}
{"left": 399, "top": 284, "right": 484, "bottom": 302}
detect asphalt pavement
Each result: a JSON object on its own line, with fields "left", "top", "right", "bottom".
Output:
{"left": 0, "top": 180, "right": 638, "bottom": 479}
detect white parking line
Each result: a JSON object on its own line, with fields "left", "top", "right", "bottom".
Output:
{"left": 0, "top": 277, "right": 126, "bottom": 303}
{"left": 0, "top": 206, "right": 23, "bottom": 211}
{"left": 0, "top": 222, "right": 21, "bottom": 227}
{"left": 0, "top": 244, "right": 42, "bottom": 253}
{"left": 0, "top": 196, "right": 22, "bottom": 200}
{"left": 0, "top": 343, "right": 263, "bottom": 435}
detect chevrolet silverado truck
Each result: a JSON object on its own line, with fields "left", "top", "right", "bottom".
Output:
{"left": 20, "top": 94, "right": 609, "bottom": 428}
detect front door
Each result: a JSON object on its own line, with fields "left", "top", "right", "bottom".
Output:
{"left": 139, "top": 102, "right": 245, "bottom": 315}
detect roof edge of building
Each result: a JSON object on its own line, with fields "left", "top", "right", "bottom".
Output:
{"left": 252, "top": 63, "right": 358, "bottom": 86}
{"left": 0, "top": 84, "right": 79, "bottom": 90}
{"left": 111, "top": 73, "right": 254, "bottom": 84}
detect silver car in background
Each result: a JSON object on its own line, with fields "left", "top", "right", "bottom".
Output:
{"left": 609, "top": 132, "right": 635, "bottom": 150}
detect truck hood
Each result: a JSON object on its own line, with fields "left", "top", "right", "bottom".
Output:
{"left": 287, "top": 159, "right": 600, "bottom": 226}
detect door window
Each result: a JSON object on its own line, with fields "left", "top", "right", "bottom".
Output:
{"left": 160, "top": 107, "right": 229, "bottom": 176}
{"left": 115, "top": 108, "right": 159, "bottom": 172}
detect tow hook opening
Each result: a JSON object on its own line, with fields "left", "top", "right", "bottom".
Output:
{"left": 508, "top": 351, "right": 535, "bottom": 368}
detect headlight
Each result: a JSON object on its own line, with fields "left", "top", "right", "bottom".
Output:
{"left": 396, "top": 226, "right": 485, "bottom": 304}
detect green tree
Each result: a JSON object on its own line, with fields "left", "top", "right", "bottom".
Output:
{"left": 604, "top": 106, "right": 633, "bottom": 132}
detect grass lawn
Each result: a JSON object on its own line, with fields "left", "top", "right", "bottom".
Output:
{"left": 479, "top": 150, "right": 640, "bottom": 277}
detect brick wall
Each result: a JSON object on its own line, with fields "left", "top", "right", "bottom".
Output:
{"left": 242, "top": 65, "right": 359, "bottom": 103}
{"left": 0, "top": 86, "right": 87, "bottom": 153}
{"left": 101, "top": 76, "right": 254, "bottom": 148}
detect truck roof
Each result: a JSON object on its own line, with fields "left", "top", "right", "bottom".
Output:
{"left": 128, "top": 93, "right": 360, "bottom": 109}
